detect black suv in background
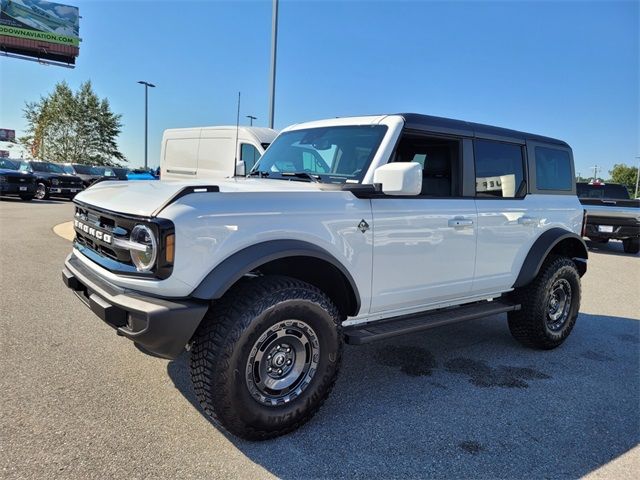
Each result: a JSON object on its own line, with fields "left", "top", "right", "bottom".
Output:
{"left": 61, "top": 163, "right": 107, "bottom": 188}
{"left": 104, "top": 167, "right": 129, "bottom": 180}
{"left": 0, "top": 159, "right": 36, "bottom": 201}
{"left": 19, "top": 161, "right": 84, "bottom": 200}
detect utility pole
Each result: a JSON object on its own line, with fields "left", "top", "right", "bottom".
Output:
{"left": 589, "top": 165, "right": 599, "bottom": 182}
{"left": 268, "top": 0, "right": 279, "bottom": 129}
{"left": 246, "top": 115, "right": 257, "bottom": 126}
{"left": 137, "top": 80, "right": 156, "bottom": 170}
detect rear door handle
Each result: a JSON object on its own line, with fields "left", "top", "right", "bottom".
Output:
{"left": 518, "top": 216, "right": 537, "bottom": 226}
{"left": 448, "top": 218, "right": 474, "bottom": 228}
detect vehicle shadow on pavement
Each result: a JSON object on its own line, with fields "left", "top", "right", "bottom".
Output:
{"left": 0, "top": 196, "right": 68, "bottom": 204}
{"left": 586, "top": 240, "right": 640, "bottom": 257}
{"left": 167, "top": 312, "right": 639, "bottom": 479}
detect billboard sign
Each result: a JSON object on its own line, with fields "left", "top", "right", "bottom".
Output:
{"left": 1, "top": 0, "right": 79, "bottom": 45}
{"left": 0, "top": 0, "right": 80, "bottom": 65}
{"left": 0, "top": 129, "right": 16, "bottom": 142}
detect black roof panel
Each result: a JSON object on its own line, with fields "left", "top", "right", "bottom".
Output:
{"left": 397, "top": 113, "right": 569, "bottom": 147}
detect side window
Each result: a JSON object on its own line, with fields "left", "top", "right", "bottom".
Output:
{"left": 19, "top": 162, "right": 30, "bottom": 172}
{"left": 534, "top": 146, "right": 572, "bottom": 191}
{"left": 241, "top": 144, "right": 261, "bottom": 171}
{"left": 393, "top": 136, "right": 461, "bottom": 196}
{"left": 474, "top": 139, "right": 525, "bottom": 198}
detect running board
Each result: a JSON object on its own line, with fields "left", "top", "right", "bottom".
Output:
{"left": 344, "top": 299, "right": 520, "bottom": 345}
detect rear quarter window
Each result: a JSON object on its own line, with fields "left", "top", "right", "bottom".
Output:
{"left": 474, "top": 139, "right": 525, "bottom": 198}
{"left": 534, "top": 146, "right": 573, "bottom": 191}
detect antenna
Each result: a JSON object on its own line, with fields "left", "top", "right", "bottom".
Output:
{"left": 234, "top": 91, "right": 241, "bottom": 175}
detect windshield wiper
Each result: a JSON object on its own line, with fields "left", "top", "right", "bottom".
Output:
{"left": 248, "top": 170, "right": 269, "bottom": 178}
{"left": 280, "top": 172, "right": 320, "bottom": 183}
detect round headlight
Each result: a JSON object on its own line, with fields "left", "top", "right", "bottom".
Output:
{"left": 130, "top": 225, "right": 157, "bottom": 272}
{"left": 52, "top": 179, "right": 60, "bottom": 185}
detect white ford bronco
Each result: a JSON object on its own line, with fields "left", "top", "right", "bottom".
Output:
{"left": 62, "top": 114, "right": 588, "bottom": 439}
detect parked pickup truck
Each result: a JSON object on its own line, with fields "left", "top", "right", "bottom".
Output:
{"left": 577, "top": 182, "right": 640, "bottom": 254}
{"left": 62, "top": 113, "right": 588, "bottom": 439}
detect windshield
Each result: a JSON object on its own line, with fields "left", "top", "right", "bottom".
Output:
{"left": 251, "top": 125, "right": 388, "bottom": 183}
{"left": 30, "top": 162, "right": 66, "bottom": 174}
{"left": 0, "top": 159, "right": 19, "bottom": 170}
{"left": 577, "top": 183, "right": 630, "bottom": 200}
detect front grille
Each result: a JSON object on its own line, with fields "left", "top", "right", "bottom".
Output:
{"left": 75, "top": 232, "right": 120, "bottom": 261}
{"left": 73, "top": 203, "right": 174, "bottom": 279}
{"left": 7, "top": 176, "right": 35, "bottom": 185}
{"left": 60, "top": 177, "right": 82, "bottom": 187}
{"left": 74, "top": 205, "right": 136, "bottom": 266}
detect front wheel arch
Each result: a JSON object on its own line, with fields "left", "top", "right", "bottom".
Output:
{"left": 190, "top": 240, "right": 361, "bottom": 317}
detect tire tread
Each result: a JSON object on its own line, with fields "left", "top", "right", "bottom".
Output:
{"left": 190, "top": 275, "right": 342, "bottom": 440}
{"left": 508, "top": 255, "right": 581, "bottom": 350}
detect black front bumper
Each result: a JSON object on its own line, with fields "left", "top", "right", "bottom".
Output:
{"left": 50, "top": 187, "right": 83, "bottom": 197}
{"left": 0, "top": 183, "right": 36, "bottom": 194}
{"left": 62, "top": 254, "right": 208, "bottom": 359}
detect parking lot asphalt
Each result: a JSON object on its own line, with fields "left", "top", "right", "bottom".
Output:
{"left": 1, "top": 198, "right": 638, "bottom": 479}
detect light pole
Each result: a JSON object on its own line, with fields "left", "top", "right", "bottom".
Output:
{"left": 137, "top": 80, "right": 156, "bottom": 170}
{"left": 246, "top": 115, "right": 257, "bottom": 126}
{"left": 268, "top": 0, "right": 278, "bottom": 129}
{"left": 635, "top": 156, "right": 639, "bottom": 198}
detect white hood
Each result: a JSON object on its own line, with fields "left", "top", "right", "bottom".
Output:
{"left": 74, "top": 178, "right": 326, "bottom": 217}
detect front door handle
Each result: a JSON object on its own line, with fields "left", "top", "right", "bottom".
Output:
{"left": 518, "top": 216, "right": 537, "bottom": 226}
{"left": 448, "top": 218, "right": 474, "bottom": 228}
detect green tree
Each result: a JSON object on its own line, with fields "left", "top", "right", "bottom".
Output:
{"left": 608, "top": 163, "right": 638, "bottom": 196}
{"left": 20, "top": 81, "right": 126, "bottom": 166}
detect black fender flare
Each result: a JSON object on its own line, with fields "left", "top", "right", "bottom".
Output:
{"left": 513, "top": 227, "right": 588, "bottom": 288}
{"left": 190, "top": 239, "right": 361, "bottom": 313}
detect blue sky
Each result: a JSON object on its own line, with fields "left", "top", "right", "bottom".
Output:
{"left": 1, "top": 0, "right": 638, "bottom": 178}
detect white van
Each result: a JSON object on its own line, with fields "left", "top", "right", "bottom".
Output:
{"left": 160, "top": 126, "right": 277, "bottom": 180}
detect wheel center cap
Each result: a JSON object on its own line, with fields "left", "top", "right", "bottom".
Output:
{"left": 273, "top": 353, "right": 286, "bottom": 367}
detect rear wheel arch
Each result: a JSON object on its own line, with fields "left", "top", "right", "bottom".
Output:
{"left": 514, "top": 228, "right": 587, "bottom": 288}
{"left": 190, "top": 240, "right": 361, "bottom": 318}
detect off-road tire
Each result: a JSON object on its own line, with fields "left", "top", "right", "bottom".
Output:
{"left": 508, "top": 255, "right": 581, "bottom": 350}
{"left": 190, "top": 275, "right": 343, "bottom": 440}
{"left": 19, "top": 194, "right": 34, "bottom": 201}
{"left": 622, "top": 238, "right": 639, "bottom": 254}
